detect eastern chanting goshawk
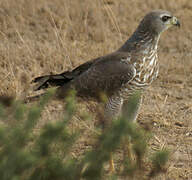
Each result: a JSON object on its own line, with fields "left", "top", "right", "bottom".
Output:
{"left": 32, "top": 10, "right": 180, "bottom": 172}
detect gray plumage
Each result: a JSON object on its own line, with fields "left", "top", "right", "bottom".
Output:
{"left": 32, "top": 10, "right": 180, "bottom": 124}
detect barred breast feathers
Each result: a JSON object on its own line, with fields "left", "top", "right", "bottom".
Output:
{"left": 118, "top": 35, "right": 160, "bottom": 99}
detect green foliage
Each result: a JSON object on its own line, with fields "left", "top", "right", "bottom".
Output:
{"left": 0, "top": 90, "right": 170, "bottom": 180}
{"left": 149, "top": 149, "right": 170, "bottom": 178}
{"left": 0, "top": 90, "right": 79, "bottom": 180}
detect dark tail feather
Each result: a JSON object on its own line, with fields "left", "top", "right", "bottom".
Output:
{"left": 32, "top": 71, "right": 74, "bottom": 91}
{"left": 32, "top": 59, "right": 95, "bottom": 91}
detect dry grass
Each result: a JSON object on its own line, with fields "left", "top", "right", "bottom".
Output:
{"left": 0, "top": 0, "right": 192, "bottom": 179}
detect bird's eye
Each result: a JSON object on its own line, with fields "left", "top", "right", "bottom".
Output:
{"left": 161, "top": 16, "right": 171, "bottom": 22}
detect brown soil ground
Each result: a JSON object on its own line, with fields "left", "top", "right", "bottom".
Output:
{"left": 0, "top": 0, "right": 192, "bottom": 179}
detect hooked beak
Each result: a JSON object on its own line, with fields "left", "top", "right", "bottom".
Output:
{"left": 172, "top": 16, "right": 180, "bottom": 27}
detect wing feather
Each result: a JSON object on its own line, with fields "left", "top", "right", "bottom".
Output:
{"left": 72, "top": 52, "right": 136, "bottom": 97}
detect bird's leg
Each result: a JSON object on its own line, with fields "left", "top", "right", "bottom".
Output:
{"left": 103, "top": 95, "right": 123, "bottom": 173}
{"left": 122, "top": 92, "right": 142, "bottom": 123}
{"left": 121, "top": 92, "right": 143, "bottom": 170}
{"left": 123, "top": 136, "right": 134, "bottom": 163}
{"left": 109, "top": 152, "right": 115, "bottom": 173}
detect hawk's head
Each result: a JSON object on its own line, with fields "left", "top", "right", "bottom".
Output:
{"left": 139, "top": 10, "right": 180, "bottom": 34}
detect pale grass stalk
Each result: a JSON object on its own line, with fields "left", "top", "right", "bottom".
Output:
{"left": 75, "top": 116, "right": 100, "bottom": 135}
{"left": 101, "top": 0, "right": 122, "bottom": 42}
{"left": 48, "top": 11, "right": 73, "bottom": 69}
{"left": 15, "top": 29, "right": 33, "bottom": 57}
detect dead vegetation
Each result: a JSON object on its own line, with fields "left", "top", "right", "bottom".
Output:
{"left": 0, "top": 0, "right": 192, "bottom": 179}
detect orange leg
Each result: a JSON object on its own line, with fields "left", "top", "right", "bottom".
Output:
{"left": 123, "top": 137, "right": 134, "bottom": 164}
{"left": 109, "top": 152, "right": 115, "bottom": 173}
{"left": 119, "top": 137, "right": 134, "bottom": 173}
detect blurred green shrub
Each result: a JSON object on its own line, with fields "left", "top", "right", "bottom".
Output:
{"left": 0, "top": 90, "right": 169, "bottom": 180}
